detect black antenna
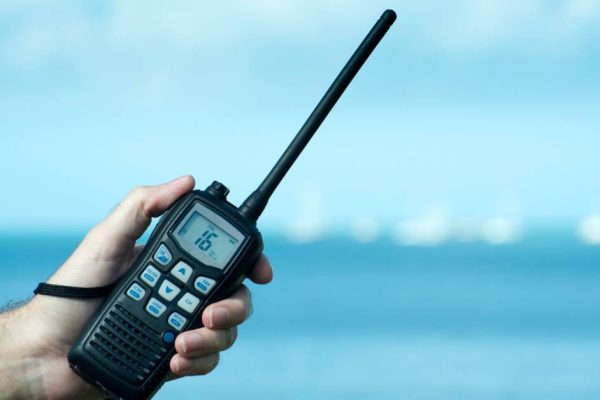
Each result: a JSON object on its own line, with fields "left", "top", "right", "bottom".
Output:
{"left": 239, "top": 9, "right": 397, "bottom": 221}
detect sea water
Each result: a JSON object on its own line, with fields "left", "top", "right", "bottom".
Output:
{"left": 1, "top": 232, "right": 600, "bottom": 399}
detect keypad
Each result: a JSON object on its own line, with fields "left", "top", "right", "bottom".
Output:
{"left": 146, "top": 298, "right": 167, "bottom": 318}
{"left": 168, "top": 312, "right": 187, "bottom": 331}
{"left": 126, "top": 283, "right": 146, "bottom": 301}
{"left": 170, "top": 261, "right": 193, "bottom": 284}
{"left": 158, "top": 280, "right": 181, "bottom": 302}
{"left": 194, "top": 276, "right": 216, "bottom": 295}
{"left": 140, "top": 264, "right": 161, "bottom": 287}
{"left": 140, "top": 242, "right": 215, "bottom": 322}
{"left": 177, "top": 293, "right": 200, "bottom": 314}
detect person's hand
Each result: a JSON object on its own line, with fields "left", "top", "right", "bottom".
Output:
{"left": 0, "top": 176, "right": 273, "bottom": 400}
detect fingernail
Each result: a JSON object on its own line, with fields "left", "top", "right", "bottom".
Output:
{"left": 209, "top": 307, "right": 230, "bottom": 328}
{"left": 181, "top": 335, "right": 188, "bottom": 354}
{"left": 183, "top": 332, "right": 203, "bottom": 353}
{"left": 168, "top": 175, "right": 190, "bottom": 185}
{"left": 174, "top": 357, "right": 192, "bottom": 373}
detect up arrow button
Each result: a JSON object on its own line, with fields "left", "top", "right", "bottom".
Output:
{"left": 170, "top": 261, "right": 193, "bottom": 284}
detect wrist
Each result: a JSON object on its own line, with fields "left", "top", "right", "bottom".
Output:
{"left": 0, "top": 303, "right": 45, "bottom": 399}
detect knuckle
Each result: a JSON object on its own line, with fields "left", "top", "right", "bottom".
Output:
{"left": 127, "top": 185, "right": 154, "bottom": 218}
{"left": 130, "top": 185, "right": 147, "bottom": 198}
{"left": 129, "top": 186, "right": 151, "bottom": 204}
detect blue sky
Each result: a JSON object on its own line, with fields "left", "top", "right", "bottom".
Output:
{"left": 1, "top": 0, "right": 600, "bottom": 234}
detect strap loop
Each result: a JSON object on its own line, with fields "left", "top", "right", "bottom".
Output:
{"left": 34, "top": 282, "right": 117, "bottom": 299}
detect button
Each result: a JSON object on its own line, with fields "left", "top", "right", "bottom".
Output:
{"left": 126, "top": 283, "right": 146, "bottom": 301}
{"left": 170, "top": 261, "right": 193, "bottom": 284}
{"left": 162, "top": 331, "right": 176, "bottom": 344}
{"left": 158, "top": 279, "right": 181, "bottom": 302}
{"left": 206, "top": 181, "right": 230, "bottom": 199}
{"left": 145, "top": 297, "right": 167, "bottom": 318}
{"left": 177, "top": 292, "right": 200, "bottom": 314}
{"left": 154, "top": 244, "right": 172, "bottom": 266}
{"left": 140, "top": 264, "right": 161, "bottom": 287}
{"left": 194, "top": 276, "right": 217, "bottom": 295}
{"left": 167, "top": 312, "right": 187, "bottom": 331}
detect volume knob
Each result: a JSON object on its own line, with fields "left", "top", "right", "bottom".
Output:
{"left": 206, "top": 181, "right": 230, "bottom": 199}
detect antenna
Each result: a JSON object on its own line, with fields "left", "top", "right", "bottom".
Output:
{"left": 239, "top": 9, "right": 397, "bottom": 221}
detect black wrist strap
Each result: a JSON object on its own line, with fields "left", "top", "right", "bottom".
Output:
{"left": 34, "top": 282, "right": 118, "bottom": 299}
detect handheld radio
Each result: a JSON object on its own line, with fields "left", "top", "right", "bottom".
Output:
{"left": 68, "top": 9, "right": 396, "bottom": 399}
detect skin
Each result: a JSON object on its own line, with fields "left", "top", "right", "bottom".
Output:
{"left": 0, "top": 176, "right": 273, "bottom": 399}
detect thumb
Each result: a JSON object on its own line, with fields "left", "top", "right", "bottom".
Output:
{"left": 97, "top": 175, "right": 196, "bottom": 244}
{"left": 41, "top": 175, "right": 195, "bottom": 298}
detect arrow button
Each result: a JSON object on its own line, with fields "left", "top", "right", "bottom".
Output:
{"left": 170, "top": 261, "right": 193, "bottom": 284}
{"left": 158, "top": 279, "right": 180, "bottom": 302}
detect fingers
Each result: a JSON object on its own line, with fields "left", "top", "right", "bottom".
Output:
{"left": 170, "top": 352, "right": 220, "bottom": 377}
{"left": 247, "top": 254, "right": 273, "bottom": 284}
{"left": 170, "top": 326, "right": 237, "bottom": 377}
{"left": 93, "top": 175, "right": 195, "bottom": 243}
{"left": 202, "top": 285, "right": 252, "bottom": 329}
{"left": 169, "top": 257, "right": 272, "bottom": 378}
{"left": 174, "top": 327, "right": 237, "bottom": 358}
{"left": 169, "top": 285, "right": 251, "bottom": 376}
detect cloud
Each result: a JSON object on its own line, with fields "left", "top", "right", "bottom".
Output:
{"left": 397, "top": 0, "right": 600, "bottom": 55}
{"left": 392, "top": 208, "right": 451, "bottom": 246}
{"left": 2, "top": 0, "right": 600, "bottom": 71}
{"left": 481, "top": 217, "right": 520, "bottom": 245}
{"left": 578, "top": 215, "right": 600, "bottom": 245}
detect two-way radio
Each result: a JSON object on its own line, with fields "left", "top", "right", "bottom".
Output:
{"left": 68, "top": 9, "right": 396, "bottom": 399}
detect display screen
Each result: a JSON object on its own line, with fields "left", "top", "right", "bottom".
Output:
{"left": 175, "top": 211, "right": 240, "bottom": 269}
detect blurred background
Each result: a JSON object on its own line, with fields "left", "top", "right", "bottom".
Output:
{"left": 2, "top": 1, "right": 600, "bottom": 398}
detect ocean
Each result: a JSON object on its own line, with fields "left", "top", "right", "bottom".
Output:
{"left": 2, "top": 232, "right": 600, "bottom": 399}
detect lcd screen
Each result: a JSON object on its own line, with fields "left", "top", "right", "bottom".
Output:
{"left": 175, "top": 211, "right": 240, "bottom": 269}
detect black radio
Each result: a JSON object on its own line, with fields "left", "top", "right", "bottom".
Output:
{"left": 68, "top": 9, "right": 396, "bottom": 399}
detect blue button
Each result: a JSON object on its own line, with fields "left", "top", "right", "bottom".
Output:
{"left": 126, "top": 283, "right": 146, "bottom": 302}
{"left": 140, "top": 264, "right": 161, "bottom": 287}
{"left": 145, "top": 297, "right": 167, "bottom": 318}
{"left": 162, "top": 331, "right": 176, "bottom": 344}
{"left": 153, "top": 244, "right": 172, "bottom": 266}
{"left": 194, "top": 276, "right": 216, "bottom": 295}
{"left": 168, "top": 312, "right": 187, "bottom": 331}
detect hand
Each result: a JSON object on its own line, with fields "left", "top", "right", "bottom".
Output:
{"left": 0, "top": 176, "right": 273, "bottom": 400}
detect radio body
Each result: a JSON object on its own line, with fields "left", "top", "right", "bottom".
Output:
{"left": 68, "top": 185, "right": 262, "bottom": 399}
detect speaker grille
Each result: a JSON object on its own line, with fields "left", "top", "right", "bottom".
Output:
{"left": 86, "top": 304, "right": 168, "bottom": 384}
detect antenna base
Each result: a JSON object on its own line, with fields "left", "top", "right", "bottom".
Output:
{"left": 238, "top": 190, "right": 266, "bottom": 222}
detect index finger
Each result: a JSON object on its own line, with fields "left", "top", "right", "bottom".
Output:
{"left": 247, "top": 254, "right": 273, "bottom": 284}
